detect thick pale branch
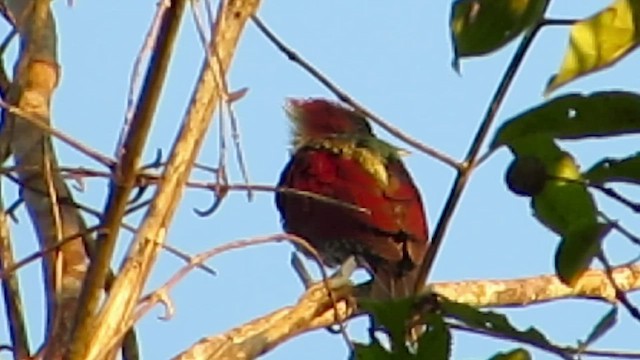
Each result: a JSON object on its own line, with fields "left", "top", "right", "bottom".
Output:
{"left": 68, "top": 0, "right": 187, "bottom": 357}
{"left": 178, "top": 264, "right": 640, "bottom": 359}
{"left": 173, "top": 279, "right": 355, "bottom": 360}
{"left": 1, "top": 1, "right": 89, "bottom": 358}
{"left": 433, "top": 264, "right": 640, "bottom": 306}
{"left": 80, "top": 1, "right": 261, "bottom": 359}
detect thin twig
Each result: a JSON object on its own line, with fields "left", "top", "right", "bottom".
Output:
{"left": 0, "top": 29, "right": 16, "bottom": 97}
{"left": 135, "top": 234, "right": 318, "bottom": 318}
{"left": 5, "top": 165, "right": 370, "bottom": 218}
{"left": 449, "top": 322, "right": 640, "bottom": 359}
{"left": 118, "top": 0, "right": 170, "bottom": 157}
{"left": 0, "top": 209, "right": 30, "bottom": 359}
{"left": 42, "top": 145, "right": 65, "bottom": 305}
{"left": 597, "top": 253, "right": 640, "bottom": 323}
{"left": 541, "top": 18, "right": 578, "bottom": 27}
{"left": 68, "top": 1, "right": 188, "bottom": 357}
{"left": 225, "top": 92, "right": 252, "bottom": 200}
{"left": 599, "top": 212, "right": 640, "bottom": 247}
{"left": 474, "top": 147, "right": 497, "bottom": 168}
{"left": 129, "top": 233, "right": 353, "bottom": 354}
{"left": 191, "top": 1, "right": 253, "bottom": 201}
{"left": 190, "top": 0, "right": 230, "bottom": 215}
{"left": 0, "top": 226, "right": 100, "bottom": 280}
{"left": 414, "top": 22, "right": 546, "bottom": 293}
{"left": 0, "top": 99, "right": 115, "bottom": 168}
{"left": 591, "top": 184, "right": 640, "bottom": 213}
{"left": 251, "top": 15, "right": 460, "bottom": 170}
{"left": 449, "top": 322, "right": 570, "bottom": 359}
{"left": 82, "top": 1, "right": 261, "bottom": 357}
{"left": 73, "top": 201, "right": 217, "bottom": 276}
{"left": 0, "top": 344, "right": 14, "bottom": 354}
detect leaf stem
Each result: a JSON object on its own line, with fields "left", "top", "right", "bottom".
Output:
{"left": 414, "top": 22, "right": 546, "bottom": 293}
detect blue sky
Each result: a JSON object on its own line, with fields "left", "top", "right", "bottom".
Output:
{"left": 1, "top": 1, "right": 639, "bottom": 359}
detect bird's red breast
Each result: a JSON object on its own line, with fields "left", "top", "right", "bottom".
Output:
{"left": 276, "top": 98, "right": 429, "bottom": 298}
{"left": 277, "top": 147, "right": 428, "bottom": 279}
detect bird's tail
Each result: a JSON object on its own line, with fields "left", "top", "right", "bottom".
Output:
{"left": 369, "top": 266, "right": 426, "bottom": 346}
{"left": 369, "top": 266, "right": 422, "bottom": 300}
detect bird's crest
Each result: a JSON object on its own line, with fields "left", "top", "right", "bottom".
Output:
{"left": 285, "top": 98, "right": 372, "bottom": 149}
{"left": 284, "top": 98, "right": 403, "bottom": 186}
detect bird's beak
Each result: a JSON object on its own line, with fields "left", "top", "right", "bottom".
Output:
{"left": 396, "top": 147, "right": 411, "bottom": 157}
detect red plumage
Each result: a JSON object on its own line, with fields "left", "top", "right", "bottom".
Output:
{"left": 276, "top": 99, "right": 429, "bottom": 299}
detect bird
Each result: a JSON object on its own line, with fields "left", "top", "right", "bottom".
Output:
{"left": 275, "top": 98, "right": 429, "bottom": 299}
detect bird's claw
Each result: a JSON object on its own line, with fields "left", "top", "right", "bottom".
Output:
{"left": 333, "top": 256, "right": 357, "bottom": 279}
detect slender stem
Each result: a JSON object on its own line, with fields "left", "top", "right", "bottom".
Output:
{"left": 67, "top": 1, "right": 186, "bottom": 359}
{"left": 0, "top": 226, "right": 99, "bottom": 281}
{"left": 541, "top": 18, "right": 577, "bottom": 27}
{"left": 0, "top": 212, "right": 30, "bottom": 360}
{"left": 251, "top": 15, "right": 460, "bottom": 170}
{"left": 414, "top": 23, "right": 545, "bottom": 293}
{"left": 597, "top": 253, "right": 640, "bottom": 322}
{"left": 449, "top": 322, "right": 640, "bottom": 359}
{"left": 591, "top": 184, "right": 640, "bottom": 213}
{"left": 599, "top": 211, "right": 640, "bottom": 246}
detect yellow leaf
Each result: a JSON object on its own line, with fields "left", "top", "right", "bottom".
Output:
{"left": 546, "top": 0, "right": 640, "bottom": 94}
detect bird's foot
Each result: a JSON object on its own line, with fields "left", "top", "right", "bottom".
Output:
{"left": 290, "top": 252, "right": 358, "bottom": 289}
{"left": 334, "top": 256, "right": 358, "bottom": 279}
{"left": 291, "top": 255, "right": 357, "bottom": 334}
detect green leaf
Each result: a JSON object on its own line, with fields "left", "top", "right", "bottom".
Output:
{"left": 497, "top": 135, "right": 600, "bottom": 285}
{"left": 440, "top": 299, "right": 552, "bottom": 347}
{"left": 554, "top": 222, "right": 606, "bottom": 286}
{"left": 546, "top": 0, "right": 640, "bottom": 94}
{"left": 522, "top": 149, "right": 600, "bottom": 285}
{"left": 530, "top": 150, "right": 596, "bottom": 233}
{"left": 500, "top": 135, "right": 563, "bottom": 164}
{"left": 351, "top": 341, "right": 393, "bottom": 360}
{"left": 584, "top": 153, "right": 640, "bottom": 185}
{"left": 416, "top": 314, "right": 451, "bottom": 360}
{"left": 492, "top": 92, "right": 640, "bottom": 149}
{"left": 580, "top": 307, "right": 618, "bottom": 349}
{"left": 450, "top": 0, "right": 547, "bottom": 69}
{"left": 359, "top": 298, "right": 414, "bottom": 356}
{"left": 488, "top": 348, "right": 532, "bottom": 360}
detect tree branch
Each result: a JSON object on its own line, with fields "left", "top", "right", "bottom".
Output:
{"left": 68, "top": 0, "right": 187, "bottom": 357}
{"left": 0, "top": 1, "right": 90, "bottom": 358}
{"left": 74, "top": 1, "right": 262, "bottom": 359}
{"left": 173, "top": 279, "right": 356, "bottom": 360}
{"left": 414, "top": 21, "right": 547, "bottom": 291}
{"left": 0, "top": 207, "right": 30, "bottom": 359}
{"left": 434, "top": 264, "right": 640, "bottom": 307}
{"left": 178, "top": 264, "right": 640, "bottom": 359}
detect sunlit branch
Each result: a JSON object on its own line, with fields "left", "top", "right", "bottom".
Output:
{"left": 175, "top": 263, "right": 640, "bottom": 359}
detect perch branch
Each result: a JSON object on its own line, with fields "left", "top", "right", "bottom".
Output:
{"left": 75, "top": 1, "right": 262, "bottom": 359}
{"left": 176, "top": 263, "right": 640, "bottom": 359}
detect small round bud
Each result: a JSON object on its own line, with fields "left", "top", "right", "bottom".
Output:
{"left": 505, "top": 155, "right": 548, "bottom": 197}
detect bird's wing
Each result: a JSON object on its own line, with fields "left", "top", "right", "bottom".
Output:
{"left": 277, "top": 148, "right": 428, "bottom": 266}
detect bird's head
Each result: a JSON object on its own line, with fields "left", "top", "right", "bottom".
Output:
{"left": 285, "top": 98, "right": 373, "bottom": 148}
